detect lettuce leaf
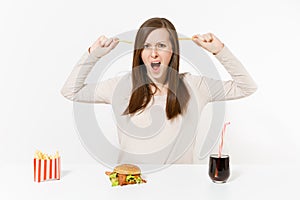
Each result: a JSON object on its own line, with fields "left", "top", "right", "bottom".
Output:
{"left": 109, "top": 172, "right": 119, "bottom": 186}
{"left": 126, "top": 174, "right": 143, "bottom": 184}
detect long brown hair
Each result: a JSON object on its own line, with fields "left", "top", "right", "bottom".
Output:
{"left": 123, "top": 17, "right": 190, "bottom": 120}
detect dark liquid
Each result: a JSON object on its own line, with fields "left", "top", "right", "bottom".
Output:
{"left": 209, "top": 154, "right": 230, "bottom": 183}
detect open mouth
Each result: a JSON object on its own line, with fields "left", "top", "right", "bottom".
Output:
{"left": 151, "top": 61, "right": 161, "bottom": 72}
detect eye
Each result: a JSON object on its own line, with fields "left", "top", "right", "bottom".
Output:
{"left": 157, "top": 43, "right": 166, "bottom": 48}
{"left": 143, "top": 44, "right": 150, "bottom": 49}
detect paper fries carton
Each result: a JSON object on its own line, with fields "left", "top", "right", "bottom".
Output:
{"left": 33, "top": 150, "right": 61, "bottom": 182}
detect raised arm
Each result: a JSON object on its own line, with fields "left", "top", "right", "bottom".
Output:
{"left": 61, "top": 36, "right": 120, "bottom": 103}
{"left": 191, "top": 33, "right": 257, "bottom": 101}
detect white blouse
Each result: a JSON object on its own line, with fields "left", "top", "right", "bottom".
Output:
{"left": 61, "top": 46, "right": 257, "bottom": 164}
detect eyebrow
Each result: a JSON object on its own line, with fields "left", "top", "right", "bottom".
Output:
{"left": 144, "top": 41, "right": 168, "bottom": 44}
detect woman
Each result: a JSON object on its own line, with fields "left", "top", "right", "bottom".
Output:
{"left": 61, "top": 17, "right": 257, "bottom": 164}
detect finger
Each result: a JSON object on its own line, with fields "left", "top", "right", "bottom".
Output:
{"left": 208, "top": 33, "right": 214, "bottom": 42}
{"left": 195, "top": 34, "right": 203, "bottom": 41}
{"left": 109, "top": 37, "right": 120, "bottom": 50}
{"left": 100, "top": 39, "right": 107, "bottom": 47}
{"left": 202, "top": 34, "right": 212, "bottom": 42}
{"left": 99, "top": 35, "right": 105, "bottom": 41}
{"left": 97, "top": 35, "right": 105, "bottom": 44}
{"left": 100, "top": 36, "right": 108, "bottom": 47}
{"left": 192, "top": 34, "right": 205, "bottom": 46}
{"left": 199, "top": 33, "right": 208, "bottom": 42}
{"left": 114, "top": 37, "right": 120, "bottom": 42}
{"left": 104, "top": 38, "right": 113, "bottom": 47}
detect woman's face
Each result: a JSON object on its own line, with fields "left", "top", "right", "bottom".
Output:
{"left": 141, "top": 28, "right": 173, "bottom": 84}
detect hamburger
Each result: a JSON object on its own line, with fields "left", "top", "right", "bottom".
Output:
{"left": 105, "top": 164, "right": 146, "bottom": 186}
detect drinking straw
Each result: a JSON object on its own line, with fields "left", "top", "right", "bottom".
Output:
{"left": 218, "top": 122, "right": 230, "bottom": 158}
{"left": 118, "top": 38, "right": 193, "bottom": 44}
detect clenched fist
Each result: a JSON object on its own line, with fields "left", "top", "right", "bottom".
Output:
{"left": 89, "top": 35, "right": 119, "bottom": 58}
{"left": 192, "top": 33, "right": 224, "bottom": 55}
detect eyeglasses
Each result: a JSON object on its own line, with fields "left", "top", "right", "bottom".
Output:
{"left": 143, "top": 42, "right": 171, "bottom": 51}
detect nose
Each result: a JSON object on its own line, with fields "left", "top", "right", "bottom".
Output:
{"left": 151, "top": 48, "right": 158, "bottom": 58}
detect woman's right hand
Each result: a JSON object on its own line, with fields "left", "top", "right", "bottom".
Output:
{"left": 89, "top": 35, "right": 119, "bottom": 58}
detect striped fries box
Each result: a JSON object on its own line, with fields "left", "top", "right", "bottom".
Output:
{"left": 33, "top": 157, "right": 61, "bottom": 182}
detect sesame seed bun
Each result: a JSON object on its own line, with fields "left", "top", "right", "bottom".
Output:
{"left": 113, "top": 164, "right": 141, "bottom": 175}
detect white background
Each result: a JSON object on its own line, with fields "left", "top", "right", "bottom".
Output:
{"left": 1, "top": 0, "right": 299, "bottom": 166}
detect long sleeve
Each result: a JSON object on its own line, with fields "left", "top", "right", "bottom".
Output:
{"left": 61, "top": 48, "right": 122, "bottom": 104}
{"left": 186, "top": 45, "right": 257, "bottom": 102}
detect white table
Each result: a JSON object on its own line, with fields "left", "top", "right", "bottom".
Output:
{"left": 0, "top": 163, "right": 298, "bottom": 200}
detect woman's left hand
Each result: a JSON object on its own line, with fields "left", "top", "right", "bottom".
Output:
{"left": 192, "top": 33, "right": 224, "bottom": 55}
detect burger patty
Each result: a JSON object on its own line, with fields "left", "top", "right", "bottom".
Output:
{"left": 118, "top": 174, "right": 144, "bottom": 185}
{"left": 118, "top": 174, "right": 127, "bottom": 186}
{"left": 105, "top": 170, "right": 147, "bottom": 186}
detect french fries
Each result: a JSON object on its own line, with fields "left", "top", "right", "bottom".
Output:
{"left": 33, "top": 150, "right": 61, "bottom": 182}
{"left": 118, "top": 38, "right": 193, "bottom": 44}
{"left": 34, "top": 150, "right": 59, "bottom": 160}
